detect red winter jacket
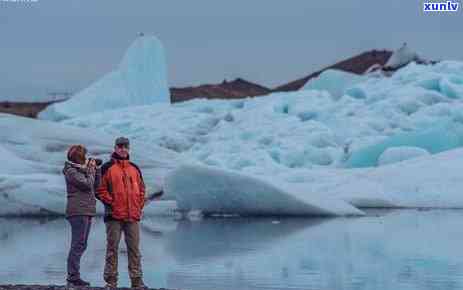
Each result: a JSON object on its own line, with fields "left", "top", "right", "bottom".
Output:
{"left": 97, "top": 153, "right": 146, "bottom": 221}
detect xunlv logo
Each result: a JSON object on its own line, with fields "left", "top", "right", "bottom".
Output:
{"left": 423, "top": 1, "right": 459, "bottom": 11}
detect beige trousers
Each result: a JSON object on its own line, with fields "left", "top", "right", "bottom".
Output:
{"left": 103, "top": 220, "right": 142, "bottom": 282}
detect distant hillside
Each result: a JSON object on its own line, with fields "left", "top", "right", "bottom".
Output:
{"left": 170, "top": 78, "right": 271, "bottom": 103}
{"left": 274, "top": 50, "right": 393, "bottom": 92}
{"left": 0, "top": 101, "right": 55, "bottom": 118}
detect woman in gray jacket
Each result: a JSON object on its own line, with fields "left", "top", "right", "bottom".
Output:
{"left": 63, "top": 144, "right": 101, "bottom": 287}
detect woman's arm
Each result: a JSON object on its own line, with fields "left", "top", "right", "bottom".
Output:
{"left": 66, "top": 167, "right": 94, "bottom": 192}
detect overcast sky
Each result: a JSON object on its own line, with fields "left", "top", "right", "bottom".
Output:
{"left": 0, "top": 0, "right": 461, "bottom": 98}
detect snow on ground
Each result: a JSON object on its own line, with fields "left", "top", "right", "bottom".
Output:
{"left": 39, "top": 35, "right": 169, "bottom": 121}
{"left": 0, "top": 113, "right": 184, "bottom": 216}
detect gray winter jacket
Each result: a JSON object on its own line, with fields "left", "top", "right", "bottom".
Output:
{"left": 63, "top": 161, "right": 101, "bottom": 217}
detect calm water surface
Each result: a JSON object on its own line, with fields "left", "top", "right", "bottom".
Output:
{"left": 1, "top": 209, "right": 463, "bottom": 290}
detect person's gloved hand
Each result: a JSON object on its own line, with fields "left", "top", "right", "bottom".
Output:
{"left": 86, "top": 159, "right": 97, "bottom": 176}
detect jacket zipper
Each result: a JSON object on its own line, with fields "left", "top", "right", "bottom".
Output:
{"left": 125, "top": 171, "right": 131, "bottom": 220}
{"left": 120, "top": 162, "right": 131, "bottom": 220}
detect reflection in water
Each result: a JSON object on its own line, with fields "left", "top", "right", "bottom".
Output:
{"left": 1, "top": 210, "right": 463, "bottom": 290}
{"left": 162, "top": 217, "right": 326, "bottom": 262}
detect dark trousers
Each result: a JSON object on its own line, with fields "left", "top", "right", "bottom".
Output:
{"left": 67, "top": 215, "right": 92, "bottom": 281}
{"left": 104, "top": 220, "right": 142, "bottom": 283}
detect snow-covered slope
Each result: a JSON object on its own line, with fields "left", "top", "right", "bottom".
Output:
{"left": 39, "top": 35, "right": 169, "bottom": 121}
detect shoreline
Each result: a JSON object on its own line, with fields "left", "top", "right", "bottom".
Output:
{"left": 0, "top": 285, "right": 179, "bottom": 290}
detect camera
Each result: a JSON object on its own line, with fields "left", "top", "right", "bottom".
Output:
{"left": 88, "top": 157, "right": 103, "bottom": 166}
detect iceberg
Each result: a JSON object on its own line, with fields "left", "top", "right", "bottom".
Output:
{"left": 163, "top": 144, "right": 463, "bottom": 216}
{"left": 300, "top": 69, "right": 364, "bottom": 99}
{"left": 39, "top": 35, "right": 170, "bottom": 121}
{"left": 378, "top": 146, "right": 430, "bottom": 166}
{"left": 4, "top": 52, "right": 463, "bottom": 216}
{"left": 0, "top": 113, "right": 183, "bottom": 216}
{"left": 5, "top": 109, "right": 463, "bottom": 215}
{"left": 346, "top": 121, "right": 463, "bottom": 168}
{"left": 383, "top": 43, "right": 420, "bottom": 70}
{"left": 363, "top": 147, "right": 463, "bottom": 208}
{"left": 164, "top": 164, "right": 364, "bottom": 216}
{"left": 64, "top": 60, "right": 463, "bottom": 175}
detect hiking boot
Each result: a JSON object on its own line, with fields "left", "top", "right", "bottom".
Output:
{"left": 104, "top": 283, "right": 117, "bottom": 290}
{"left": 103, "top": 278, "right": 118, "bottom": 290}
{"left": 67, "top": 278, "right": 91, "bottom": 288}
{"left": 131, "top": 277, "right": 148, "bottom": 290}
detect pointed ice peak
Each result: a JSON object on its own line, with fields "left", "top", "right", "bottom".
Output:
{"left": 384, "top": 42, "right": 420, "bottom": 70}
{"left": 119, "top": 35, "right": 170, "bottom": 104}
{"left": 39, "top": 35, "right": 170, "bottom": 121}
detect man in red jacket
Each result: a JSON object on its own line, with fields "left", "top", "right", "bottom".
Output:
{"left": 97, "top": 137, "right": 147, "bottom": 290}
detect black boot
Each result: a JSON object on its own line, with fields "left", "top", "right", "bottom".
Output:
{"left": 104, "top": 277, "right": 118, "bottom": 290}
{"left": 67, "top": 278, "right": 91, "bottom": 287}
{"left": 131, "top": 277, "right": 148, "bottom": 290}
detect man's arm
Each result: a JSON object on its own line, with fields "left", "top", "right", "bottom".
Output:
{"left": 96, "top": 174, "right": 113, "bottom": 205}
{"left": 138, "top": 171, "right": 146, "bottom": 208}
{"left": 130, "top": 162, "right": 146, "bottom": 208}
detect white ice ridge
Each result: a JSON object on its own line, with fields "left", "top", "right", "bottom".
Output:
{"left": 164, "top": 164, "right": 364, "bottom": 216}
{"left": 39, "top": 35, "right": 170, "bottom": 121}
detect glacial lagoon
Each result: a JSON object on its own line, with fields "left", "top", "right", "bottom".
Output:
{"left": 1, "top": 210, "right": 462, "bottom": 290}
